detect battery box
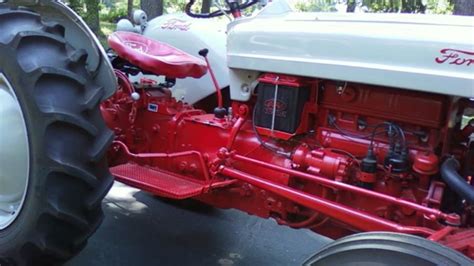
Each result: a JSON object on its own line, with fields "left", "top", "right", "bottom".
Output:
{"left": 254, "top": 74, "right": 310, "bottom": 140}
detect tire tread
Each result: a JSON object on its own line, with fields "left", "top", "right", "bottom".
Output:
{"left": 0, "top": 7, "right": 113, "bottom": 265}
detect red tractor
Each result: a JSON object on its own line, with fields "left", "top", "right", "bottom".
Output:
{"left": 1, "top": 0, "right": 473, "bottom": 265}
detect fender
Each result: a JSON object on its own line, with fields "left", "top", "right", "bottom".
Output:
{"left": 10, "top": 0, "right": 117, "bottom": 99}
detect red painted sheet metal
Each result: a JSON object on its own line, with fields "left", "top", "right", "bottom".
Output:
{"left": 111, "top": 163, "right": 206, "bottom": 199}
{"left": 108, "top": 31, "right": 207, "bottom": 79}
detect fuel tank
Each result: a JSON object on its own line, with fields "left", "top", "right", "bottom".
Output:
{"left": 227, "top": 3, "right": 474, "bottom": 101}
{"left": 142, "top": 13, "right": 228, "bottom": 104}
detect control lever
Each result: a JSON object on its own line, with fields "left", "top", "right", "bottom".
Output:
{"left": 199, "top": 48, "right": 227, "bottom": 118}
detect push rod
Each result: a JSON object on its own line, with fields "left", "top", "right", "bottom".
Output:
{"left": 219, "top": 166, "right": 434, "bottom": 236}
{"left": 231, "top": 153, "right": 457, "bottom": 223}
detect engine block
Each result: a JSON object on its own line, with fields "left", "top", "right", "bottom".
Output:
{"left": 102, "top": 72, "right": 474, "bottom": 257}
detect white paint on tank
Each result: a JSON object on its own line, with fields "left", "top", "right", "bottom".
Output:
{"left": 142, "top": 13, "right": 229, "bottom": 104}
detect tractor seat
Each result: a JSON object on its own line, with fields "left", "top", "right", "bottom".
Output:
{"left": 108, "top": 31, "right": 208, "bottom": 79}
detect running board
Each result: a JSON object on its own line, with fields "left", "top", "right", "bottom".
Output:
{"left": 110, "top": 163, "right": 233, "bottom": 199}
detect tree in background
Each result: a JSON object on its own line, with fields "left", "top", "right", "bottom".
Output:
{"left": 201, "top": 0, "right": 212, "bottom": 13}
{"left": 453, "top": 0, "right": 474, "bottom": 15}
{"left": 84, "top": 0, "right": 101, "bottom": 35}
{"left": 142, "top": 0, "right": 164, "bottom": 19}
{"left": 128, "top": 0, "right": 134, "bottom": 18}
{"left": 69, "top": 0, "right": 473, "bottom": 37}
{"left": 297, "top": 0, "right": 473, "bottom": 14}
{"left": 69, "top": 0, "right": 83, "bottom": 14}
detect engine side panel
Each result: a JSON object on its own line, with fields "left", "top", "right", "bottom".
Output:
{"left": 319, "top": 82, "right": 449, "bottom": 128}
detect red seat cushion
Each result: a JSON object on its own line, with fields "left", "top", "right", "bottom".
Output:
{"left": 108, "top": 31, "right": 207, "bottom": 79}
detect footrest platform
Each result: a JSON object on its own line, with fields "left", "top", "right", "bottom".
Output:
{"left": 110, "top": 163, "right": 234, "bottom": 199}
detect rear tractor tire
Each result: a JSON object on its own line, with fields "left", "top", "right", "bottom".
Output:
{"left": 0, "top": 7, "right": 114, "bottom": 265}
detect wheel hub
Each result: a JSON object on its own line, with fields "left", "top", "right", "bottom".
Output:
{"left": 0, "top": 73, "right": 30, "bottom": 230}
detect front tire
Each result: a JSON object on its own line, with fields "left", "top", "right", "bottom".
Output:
{"left": 304, "top": 232, "right": 473, "bottom": 266}
{"left": 0, "top": 7, "right": 114, "bottom": 265}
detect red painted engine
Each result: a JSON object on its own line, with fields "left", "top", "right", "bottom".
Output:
{"left": 102, "top": 68, "right": 474, "bottom": 258}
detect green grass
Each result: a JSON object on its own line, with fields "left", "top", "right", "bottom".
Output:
{"left": 99, "top": 21, "right": 116, "bottom": 48}
{"left": 462, "top": 116, "right": 474, "bottom": 128}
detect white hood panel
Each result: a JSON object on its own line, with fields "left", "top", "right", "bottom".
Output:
{"left": 227, "top": 11, "right": 474, "bottom": 100}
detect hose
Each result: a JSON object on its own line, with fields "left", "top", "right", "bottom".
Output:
{"left": 440, "top": 157, "right": 474, "bottom": 205}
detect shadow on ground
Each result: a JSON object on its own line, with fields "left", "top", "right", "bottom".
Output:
{"left": 67, "top": 182, "right": 332, "bottom": 266}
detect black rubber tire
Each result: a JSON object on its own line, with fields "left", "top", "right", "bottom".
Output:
{"left": 0, "top": 7, "right": 114, "bottom": 266}
{"left": 304, "top": 232, "right": 473, "bottom": 266}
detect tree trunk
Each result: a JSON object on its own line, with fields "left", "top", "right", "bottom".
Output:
{"left": 453, "top": 0, "right": 474, "bottom": 15}
{"left": 141, "top": 0, "right": 164, "bottom": 19}
{"left": 128, "top": 0, "right": 134, "bottom": 19}
{"left": 84, "top": 0, "right": 101, "bottom": 36}
{"left": 346, "top": 0, "right": 356, "bottom": 12}
{"left": 202, "top": 0, "right": 212, "bottom": 14}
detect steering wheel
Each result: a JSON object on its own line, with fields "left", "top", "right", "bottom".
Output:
{"left": 185, "top": 0, "right": 259, "bottom": 18}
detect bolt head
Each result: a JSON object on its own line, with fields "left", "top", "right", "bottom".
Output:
{"left": 131, "top": 92, "right": 140, "bottom": 101}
